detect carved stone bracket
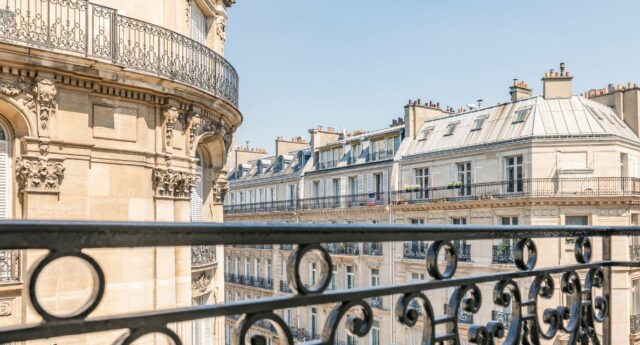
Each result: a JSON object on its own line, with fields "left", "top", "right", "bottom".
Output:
{"left": 212, "top": 179, "right": 229, "bottom": 204}
{"left": 16, "top": 156, "right": 65, "bottom": 193}
{"left": 162, "top": 105, "right": 180, "bottom": 152}
{"left": 191, "top": 272, "right": 212, "bottom": 296}
{"left": 23, "top": 79, "right": 57, "bottom": 130}
{"left": 152, "top": 168, "right": 199, "bottom": 199}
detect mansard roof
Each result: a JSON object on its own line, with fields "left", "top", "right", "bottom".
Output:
{"left": 405, "top": 95, "right": 640, "bottom": 157}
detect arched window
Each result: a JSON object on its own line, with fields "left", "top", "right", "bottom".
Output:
{"left": 190, "top": 151, "right": 204, "bottom": 222}
{"left": 0, "top": 125, "right": 11, "bottom": 219}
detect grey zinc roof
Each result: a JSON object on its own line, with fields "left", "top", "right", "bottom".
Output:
{"left": 405, "top": 95, "right": 640, "bottom": 157}
{"left": 229, "top": 148, "right": 312, "bottom": 182}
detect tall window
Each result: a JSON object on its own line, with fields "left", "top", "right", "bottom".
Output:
{"left": 415, "top": 168, "right": 429, "bottom": 199}
{"left": 370, "top": 320, "right": 380, "bottom": 345}
{"left": 505, "top": 155, "right": 523, "bottom": 193}
{"left": 226, "top": 256, "right": 231, "bottom": 273}
{"left": 374, "top": 173, "right": 384, "bottom": 200}
{"left": 287, "top": 184, "right": 296, "bottom": 207}
{"left": 457, "top": 162, "right": 472, "bottom": 196}
{"left": 266, "top": 259, "right": 272, "bottom": 280}
{"left": 311, "top": 307, "right": 318, "bottom": 337}
{"left": 452, "top": 218, "right": 468, "bottom": 258}
{"left": 370, "top": 134, "right": 399, "bottom": 161}
{"left": 235, "top": 257, "right": 240, "bottom": 275}
{"left": 332, "top": 179, "right": 341, "bottom": 203}
{"left": 254, "top": 258, "right": 261, "bottom": 278}
{"left": 370, "top": 268, "right": 379, "bottom": 287}
{"left": 331, "top": 265, "right": 337, "bottom": 290}
{"left": 192, "top": 294, "right": 212, "bottom": 344}
{"left": 633, "top": 280, "right": 640, "bottom": 316}
{"left": 244, "top": 258, "right": 250, "bottom": 275}
{"left": 190, "top": 151, "right": 204, "bottom": 222}
{"left": 350, "top": 142, "right": 362, "bottom": 164}
{"left": 346, "top": 265, "right": 355, "bottom": 289}
{"left": 309, "top": 262, "right": 317, "bottom": 286}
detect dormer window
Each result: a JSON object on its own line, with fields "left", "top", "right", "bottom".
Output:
{"left": 513, "top": 107, "right": 531, "bottom": 124}
{"left": 297, "top": 151, "right": 306, "bottom": 169}
{"left": 273, "top": 156, "right": 285, "bottom": 172}
{"left": 471, "top": 116, "right": 488, "bottom": 131}
{"left": 444, "top": 122, "right": 459, "bottom": 136}
{"left": 419, "top": 127, "right": 434, "bottom": 141}
{"left": 256, "top": 160, "right": 263, "bottom": 175}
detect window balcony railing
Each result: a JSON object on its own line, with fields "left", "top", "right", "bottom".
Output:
{"left": 279, "top": 280, "right": 292, "bottom": 293}
{"left": 444, "top": 304, "right": 474, "bottom": 325}
{"left": 403, "top": 241, "right": 426, "bottom": 259}
{"left": 229, "top": 244, "right": 273, "bottom": 249}
{"left": 0, "top": 250, "right": 20, "bottom": 285}
{"left": 454, "top": 243, "right": 472, "bottom": 262}
{"left": 491, "top": 310, "right": 512, "bottom": 328}
{"left": 280, "top": 244, "right": 294, "bottom": 250}
{"left": 0, "top": 0, "right": 239, "bottom": 106}
{"left": 631, "top": 314, "right": 640, "bottom": 334}
{"left": 0, "top": 221, "right": 624, "bottom": 345}
{"left": 366, "top": 296, "right": 384, "bottom": 310}
{"left": 492, "top": 245, "right": 515, "bottom": 264}
{"left": 363, "top": 242, "right": 383, "bottom": 256}
{"left": 225, "top": 177, "right": 640, "bottom": 215}
{"left": 291, "top": 327, "right": 321, "bottom": 342}
{"left": 318, "top": 160, "right": 340, "bottom": 170}
{"left": 631, "top": 245, "right": 640, "bottom": 261}
{"left": 322, "top": 243, "right": 360, "bottom": 256}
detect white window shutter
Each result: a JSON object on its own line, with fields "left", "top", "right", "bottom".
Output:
{"left": 340, "top": 176, "right": 347, "bottom": 196}
{"left": 357, "top": 174, "right": 364, "bottom": 194}
{"left": 0, "top": 140, "right": 10, "bottom": 219}
{"left": 383, "top": 171, "right": 389, "bottom": 194}
{"left": 190, "top": 1, "right": 207, "bottom": 44}
{"left": 326, "top": 179, "right": 332, "bottom": 197}
{"left": 190, "top": 166, "right": 204, "bottom": 222}
{"left": 366, "top": 174, "right": 373, "bottom": 194}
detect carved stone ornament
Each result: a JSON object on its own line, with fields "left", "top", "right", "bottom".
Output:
{"left": 212, "top": 180, "right": 229, "bottom": 204}
{"left": 0, "top": 78, "right": 29, "bottom": 97}
{"left": 23, "top": 79, "right": 57, "bottom": 130}
{"left": 0, "top": 298, "right": 13, "bottom": 316}
{"left": 192, "top": 272, "right": 212, "bottom": 294}
{"left": 16, "top": 157, "right": 65, "bottom": 192}
{"left": 214, "top": 16, "right": 227, "bottom": 53}
{"left": 162, "top": 105, "right": 180, "bottom": 150}
{"left": 153, "top": 168, "right": 199, "bottom": 198}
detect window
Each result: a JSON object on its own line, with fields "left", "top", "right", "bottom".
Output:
{"left": 296, "top": 151, "right": 306, "bottom": 169}
{"left": 346, "top": 265, "right": 355, "bottom": 289}
{"left": 256, "top": 160, "right": 264, "bottom": 175}
{"left": 444, "top": 122, "right": 459, "bottom": 136}
{"left": 411, "top": 272, "right": 425, "bottom": 281}
{"left": 374, "top": 173, "right": 384, "bottom": 200}
{"left": 190, "top": 151, "right": 204, "bottom": 222}
{"left": 331, "top": 265, "right": 337, "bottom": 290}
{"left": 472, "top": 116, "right": 488, "bottom": 131}
{"left": 452, "top": 218, "right": 468, "bottom": 259}
{"left": 350, "top": 142, "right": 362, "bottom": 164}
{"left": 633, "top": 280, "right": 640, "bottom": 315}
{"left": 287, "top": 184, "right": 296, "bottom": 207}
{"left": 370, "top": 320, "right": 380, "bottom": 345}
{"left": 319, "top": 146, "right": 343, "bottom": 169}
{"left": 370, "top": 134, "right": 400, "bottom": 161}
{"left": 370, "top": 268, "right": 379, "bottom": 287}
{"left": 415, "top": 168, "right": 429, "bottom": 199}
{"left": 309, "top": 262, "right": 317, "bottom": 286}
{"left": 190, "top": 0, "right": 207, "bottom": 44}
{"left": 419, "top": 127, "right": 434, "bottom": 141}
{"left": 284, "top": 309, "right": 292, "bottom": 325}
{"left": 565, "top": 216, "right": 589, "bottom": 225}
{"left": 235, "top": 257, "right": 240, "bottom": 275}
{"left": 244, "top": 258, "right": 250, "bottom": 275}
{"left": 505, "top": 155, "right": 524, "bottom": 193}
{"left": 348, "top": 176, "right": 358, "bottom": 195}
{"left": 347, "top": 333, "right": 356, "bottom": 345}
{"left": 513, "top": 107, "right": 531, "bottom": 123}
{"left": 254, "top": 258, "right": 260, "bottom": 278}
{"left": 266, "top": 259, "right": 272, "bottom": 280}
{"left": 501, "top": 216, "right": 518, "bottom": 226}
{"left": 311, "top": 308, "right": 318, "bottom": 337}
{"left": 226, "top": 256, "right": 231, "bottom": 273}
{"left": 332, "top": 178, "right": 341, "bottom": 198}
{"left": 313, "top": 181, "right": 320, "bottom": 198}
{"left": 457, "top": 162, "right": 472, "bottom": 196}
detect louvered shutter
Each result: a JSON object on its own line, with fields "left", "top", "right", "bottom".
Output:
{"left": 326, "top": 179, "right": 332, "bottom": 197}
{"left": 190, "top": 165, "right": 204, "bottom": 222}
{"left": 382, "top": 171, "right": 389, "bottom": 194}
{"left": 366, "top": 174, "right": 373, "bottom": 194}
{"left": 0, "top": 140, "right": 10, "bottom": 219}
{"left": 340, "top": 176, "right": 348, "bottom": 196}
{"left": 357, "top": 175, "right": 364, "bottom": 194}
{"left": 190, "top": 2, "right": 207, "bottom": 44}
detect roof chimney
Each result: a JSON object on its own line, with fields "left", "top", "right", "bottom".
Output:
{"left": 542, "top": 63, "right": 573, "bottom": 99}
{"left": 509, "top": 78, "right": 533, "bottom": 101}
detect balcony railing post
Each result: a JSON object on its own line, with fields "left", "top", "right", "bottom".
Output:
{"left": 603, "top": 234, "right": 612, "bottom": 345}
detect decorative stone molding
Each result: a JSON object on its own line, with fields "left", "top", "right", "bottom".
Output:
{"left": 15, "top": 156, "right": 65, "bottom": 193}
{"left": 212, "top": 179, "right": 229, "bottom": 204}
{"left": 0, "top": 298, "right": 13, "bottom": 316}
{"left": 162, "top": 105, "right": 180, "bottom": 151}
{"left": 23, "top": 79, "right": 57, "bottom": 130}
{"left": 192, "top": 272, "right": 212, "bottom": 295}
{"left": 0, "top": 79, "right": 29, "bottom": 97}
{"left": 153, "top": 168, "right": 199, "bottom": 199}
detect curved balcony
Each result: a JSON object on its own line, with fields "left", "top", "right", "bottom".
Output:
{"left": 0, "top": 0, "right": 238, "bottom": 107}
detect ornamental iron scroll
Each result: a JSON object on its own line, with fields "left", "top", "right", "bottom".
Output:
{"left": 0, "top": 222, "right": 622, "bottom": 345}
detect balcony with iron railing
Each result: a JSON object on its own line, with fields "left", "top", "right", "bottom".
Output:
{"left": 225, "top": 177, "right": 640, "bottom": 215}
{"left": 363, "top": 242, "right": 383, "bottom": 256}
{"left": 492, "top": 244, "right": 515, "bottom": 264}
{"left": 403, "top": 241, "right": 426, "bottom": 259}
{"left": 0, "top": 0, "right": 239, "bottom": 107}
{"left": 322, "top": 242, "right": 360, "bottom": 256}
{"left": 279, "top": 280, "right": 292, "bottom": 293}
{"left": 0, "top": 221, "right": 627, "bottom": 345}
{"left": 365, "top": 296, "right": 384, "bottom": 310}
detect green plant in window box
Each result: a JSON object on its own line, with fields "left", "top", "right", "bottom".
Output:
{"left": 447, "top": 181, "right": 463, "bottom": 189}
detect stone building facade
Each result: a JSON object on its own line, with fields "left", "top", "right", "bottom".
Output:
{"left": 0, "top": 0, "right": 240, "bottom": 344}
{"left": 224, "top": 65, "right": 640, "bottom": 345}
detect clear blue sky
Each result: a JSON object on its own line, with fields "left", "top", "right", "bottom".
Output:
{"left": 225, "top": 0, "right": 640, "bottom": 152}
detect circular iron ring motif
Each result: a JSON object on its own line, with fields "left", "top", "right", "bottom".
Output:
{"left": 575, "top": 236, "right": 592, "bottom": 264}
{"left": 286, "top": 244, "right": 332, "bottom": 295}
{"left": 426, "top": 241, "right": 457, "bottom": 280}
{"left": 115, "top": 327, "right": 182, "bottom": 345}
{"left": 27, "top": 250, "right": 106, "bottom": 322}
{"left": 514, "top": 238, "right": 537, "bottom": 271}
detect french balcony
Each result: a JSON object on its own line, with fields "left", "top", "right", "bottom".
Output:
{"left": 631, "top": 314, "right": 640, "bottom": 334}
{"left": 454, "top": 243, "right": 472, "bottom": 262}
{"left": 0, "top": 221, "right": 627, "bottom": 345}
{"left": 0, "top": 0, "right": 238, "bottom": 107}
{"left": 322, "top": 242, "right": 360, "bottom": 256}
{"left": 492, "top": 310, "right": 512, "bottom": 327}
{"left": 631, "top": 245, "right": 640, "bottom": 261}
{"left": 0, "top": 250, "right": 20, "bottom": 285}
{"left": 363, "top": 242, "right": 383, "bottom": 256}
{"left": 279, "top": 280, "right": 292, "bottom": 293}
{"left": 403, "top": 241, "right": 426, "bottom": 259}
{"left": 444, "top": 304, "right": 474, "bottom": 325}
{"left": 492, "top": 245, "right": 515, "bottom": 264}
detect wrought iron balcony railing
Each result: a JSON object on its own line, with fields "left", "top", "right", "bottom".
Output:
{"left": 631, "top": 245, "right": 640, "bottom": 261}
{"left": 0, "top": 250, "right": 20, "bottom": 284}
{"left": 631, "top": 314, "right": 640, "bottom": 334}
{"left": 225, "top": 177, "right": 640, "bottom": 215}
{"left": 0, "top": 221, "right": 628, "bottom": 345}
{"left": 0, "top": 0, "right": 239, "bottom": 107}
{"left": 444, "top": 304, "right": 474, "bottom": 325}
{"left": 403, "top": 241, "right": 426, "bottom": 259}
{"left": 279, "top": 280, "right": 292, "bottom": 293}
{"left": 492, "top": 245, "right": 515, "bottom": 264}
{"left": 322, "top": 242, "right": 360, "bottom": 256}
{"left": 363, "top": 242, "right": 383, "bottom": 256}
{"left": 491, "top": 310, "right": 512, "bottom": 328}
{"left": 366, "top": 296, "right": 384, "bottom": 310}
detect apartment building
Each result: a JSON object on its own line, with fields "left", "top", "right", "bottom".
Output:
{"left": 224, "top": 64, "right": 640, "bottom": 345}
